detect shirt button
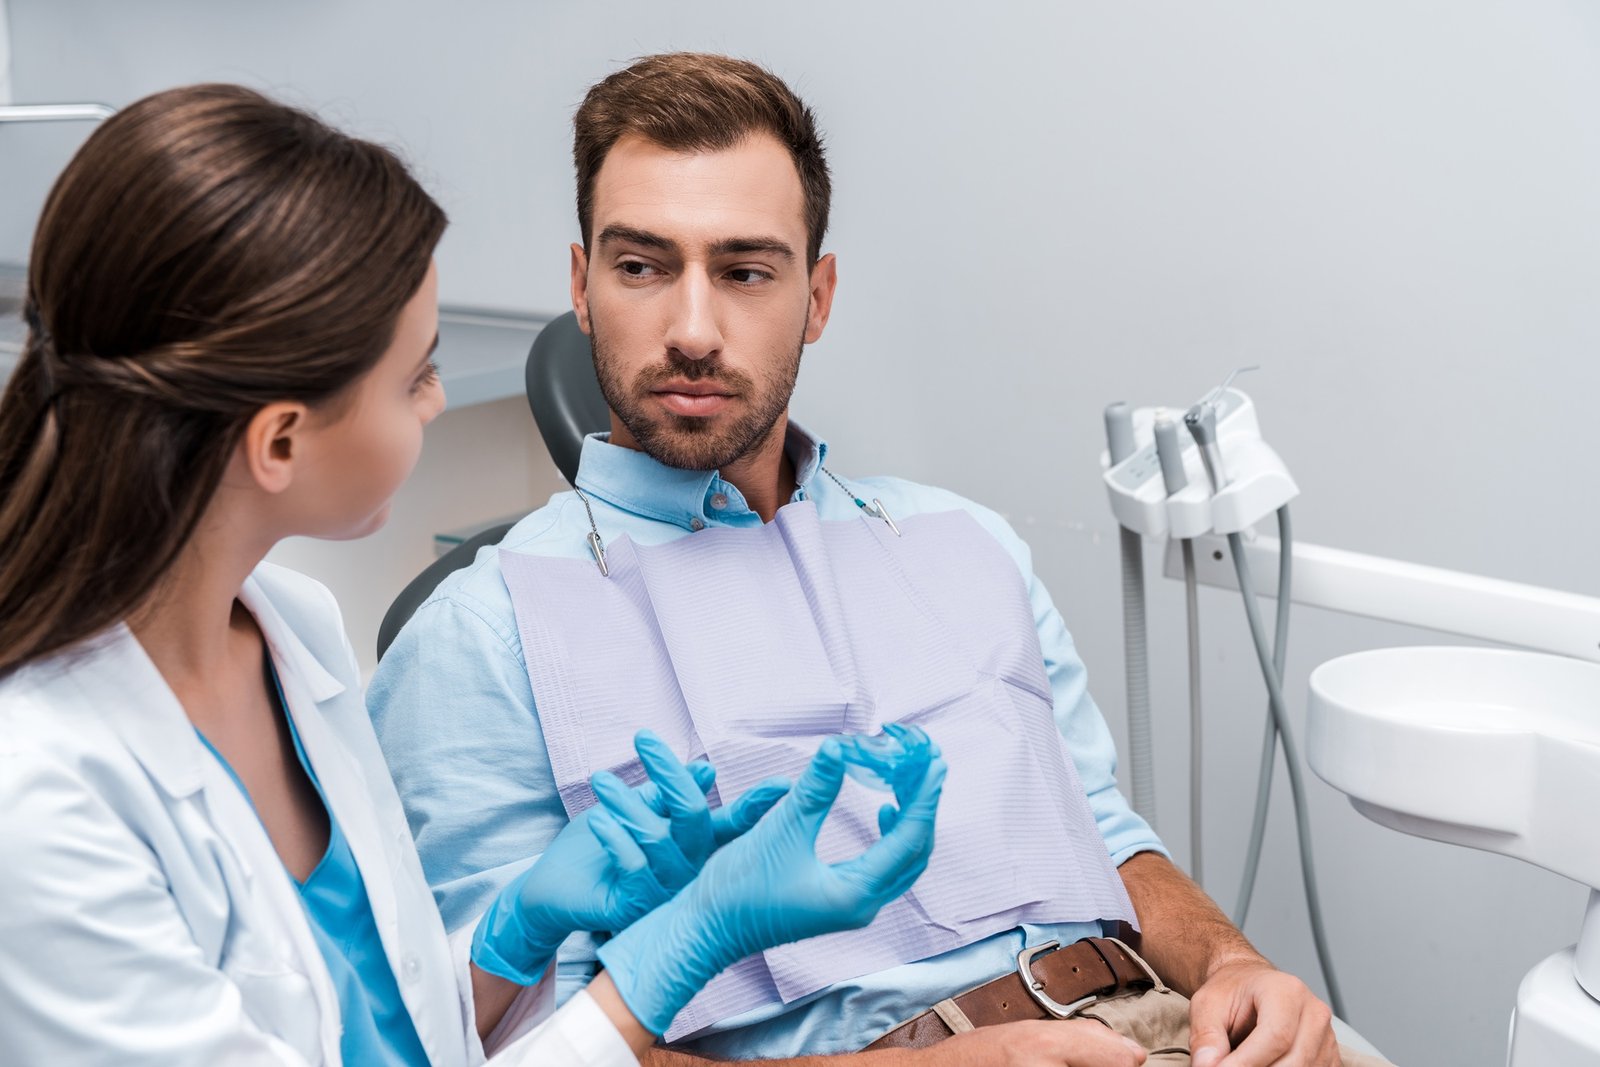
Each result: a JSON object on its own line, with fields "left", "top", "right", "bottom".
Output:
{"left": 689, "top": 517, "right": 706, "bottom": 531}
{"left": 709, "top": 492, "right": 729, "bottom": 511}
{"left": 401, "top": 953, "right": 422, "bottom": 983}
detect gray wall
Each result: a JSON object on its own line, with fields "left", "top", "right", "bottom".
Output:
{"left": 6, "top": 3, "right": 1599, "bottom": 1063}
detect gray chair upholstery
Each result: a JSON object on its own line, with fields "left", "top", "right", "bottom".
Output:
{"left": 375, "top": 311, "right": 609, "bottom": 661}
{"left": 525, "top": 311, "right": 608, "bottom": 486}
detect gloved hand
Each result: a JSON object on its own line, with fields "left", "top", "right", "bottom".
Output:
{"left": 596, "top": 734, "right": 947, "bottom": 1034}
{"left": 472, "top": 730, "right": 790, "bottom": 984}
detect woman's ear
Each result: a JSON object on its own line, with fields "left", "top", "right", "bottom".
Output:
{"left": 240, "top": 401, "right": 310, "bottom": 494}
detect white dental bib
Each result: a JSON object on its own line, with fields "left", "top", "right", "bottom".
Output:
{"left": 502, "top": 501, "right": 1135, "bottom": 1039}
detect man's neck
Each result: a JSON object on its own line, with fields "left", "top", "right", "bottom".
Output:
{"left": 610, "top": 412, "right": 797, "bottom": 523}
{"left": 717, "top": 415, "right": 796, "bottom": 523}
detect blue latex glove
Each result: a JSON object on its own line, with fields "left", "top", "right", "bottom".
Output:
{"left": 472, "top": 730, "right": 790, "bottom": 984}
{"left": 596, "top": 735, "right": 946, "bottom": 1034}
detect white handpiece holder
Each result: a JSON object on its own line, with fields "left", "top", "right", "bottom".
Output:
{"left": 1102, "top": 388, "right": 1298, "bottom": 540}
{"left": 1207, "top": 436, "right": 1297, "bottom": 534}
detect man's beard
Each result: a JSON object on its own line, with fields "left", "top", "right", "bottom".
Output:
{"left": 589, "top": 311, "right": 804, "bottom": 472}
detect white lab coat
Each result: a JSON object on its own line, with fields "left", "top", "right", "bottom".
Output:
{"left": 0, "top": 563, "right": 637, "bottom": 1067}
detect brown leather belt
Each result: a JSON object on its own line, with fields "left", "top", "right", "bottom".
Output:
{"left": 864, "top": 936, "right": 1163, "bottom": 1051}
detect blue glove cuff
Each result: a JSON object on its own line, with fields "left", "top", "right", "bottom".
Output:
{"left": 470, "top": 881, "right": 564, "bottom": 986}
{"left": 469, "top": 921, "right": 552, "bottom": 986}
{"left": 595, "top": 888, "right": 725, "bottom": 1035}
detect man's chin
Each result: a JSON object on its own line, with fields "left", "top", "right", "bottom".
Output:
{"left": 630, "top": 421, "right": 746, "bottom": 471}
{"left": 640, "top": 439, "right": 742, "bottom": 472}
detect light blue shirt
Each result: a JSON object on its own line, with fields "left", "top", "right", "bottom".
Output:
{"left": 368, "top": 423, "right": 1167, "bottom": 1059}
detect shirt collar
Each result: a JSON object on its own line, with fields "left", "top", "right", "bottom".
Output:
{"left": 574, "top": 419, "right": 830, "bottom": 527}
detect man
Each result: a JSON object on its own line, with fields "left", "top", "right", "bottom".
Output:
{"left": 371, "top": 53, "right": 1378, "bottom": 1067}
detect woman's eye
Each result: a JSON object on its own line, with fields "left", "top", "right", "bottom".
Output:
{"left": 411, "top": 360, "right": 440, "bottom": 395}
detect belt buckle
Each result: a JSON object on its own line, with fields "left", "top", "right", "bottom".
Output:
{"left": 1015, "top": 940, "right": 1098, "bottom": 1019}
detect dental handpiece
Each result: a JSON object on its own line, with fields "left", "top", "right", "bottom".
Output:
{"left": 1183, "top": 402, "right": 1228, "bottom": 492}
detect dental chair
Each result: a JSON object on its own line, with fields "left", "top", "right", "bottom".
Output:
{"left": 375, "top": 311, "right": 603, "bottom": 660}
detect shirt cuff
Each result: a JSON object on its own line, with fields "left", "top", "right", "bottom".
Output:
{"left": 493, "top": 989, "right": 640, "bottom": 1067}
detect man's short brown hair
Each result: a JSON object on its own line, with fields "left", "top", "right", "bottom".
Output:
{"left": 573, "top": 52, "right": 832, "bottom": 266}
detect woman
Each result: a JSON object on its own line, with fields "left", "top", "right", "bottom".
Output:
{"left": 0, "top": 84, "right": 944, "bottom": 1065}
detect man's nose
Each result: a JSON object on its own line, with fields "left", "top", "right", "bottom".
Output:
{"left": 663, "top": 270, "right": 723, "bottom": 362}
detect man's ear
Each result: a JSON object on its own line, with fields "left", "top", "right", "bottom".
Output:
{"left": 240, "top": 401, "right": 310, "bottom": 495}
{"left": 571, "top": 242, "right": 593, "bottom": 335}
{"left": 804, "top": 253, "right": 838, "bottom": 344}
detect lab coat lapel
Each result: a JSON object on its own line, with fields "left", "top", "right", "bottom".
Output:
{"left": 87, "top": 624, "right": 345, "bottom": 1064}
{"left": 78, "top": 625, "right": 210, "bottom": 799}
{"left": 238, "top": 579, "right": 403, "bottom": 939}
{"left": 196, "top": 747, "right": 347, "bottom": 1064}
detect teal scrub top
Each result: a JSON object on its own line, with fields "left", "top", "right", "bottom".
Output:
{"left": 197, "top": 663, "right": 431, "bottom": 1066}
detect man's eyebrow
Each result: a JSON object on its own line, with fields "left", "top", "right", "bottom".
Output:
{"left": 597, "top": 225, "right": 680, "bottom": 254}
{"left": 709, "top": 236, "right": 796, "bottom": 262}
{"left": 597, "top": 225, "right": 796, "bottom": 264}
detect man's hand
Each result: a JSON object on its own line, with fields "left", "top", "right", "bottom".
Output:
{"left": 928, "top": 1020, "right": 1148, "bottom": 1066}
{"left": 643, "top": 1019, "right": 1149, "bottom": 1067}
{"left": 1116, "top": 852, "right": 1339, "bottom": 1066}
{"left": 1188, "top": 957, "right": 1337, "bottom": 1067}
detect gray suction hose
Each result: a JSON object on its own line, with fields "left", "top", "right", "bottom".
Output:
{"left": 1227, "top": 523, "right": 1346, "bottom": 1020}
{"left": 1155, "top": 417, "right": 1195, "bottom": 877}
{"left": 1182, "top": 539, "right": 1202, "bottom": 887}
{"left": 1120, "top": 527, "right": 1156, "bottom": 827}
{"left": 1183, "top": 401, "right": 1343, "bottom": 1016}
{"left": 1105, "top": 403, "right": 1157, "bottom": 828}
{"left": 1232, "top": 506, "right": 1293, "bottom": 929}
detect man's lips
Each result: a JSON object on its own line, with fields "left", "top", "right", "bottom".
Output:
{"left": 651, "top": 381, "right": 737, "bottom": 416}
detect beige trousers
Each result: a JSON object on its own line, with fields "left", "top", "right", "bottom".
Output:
{"left": 1077, "top": 986, "right": 1394, "bottom": 1066}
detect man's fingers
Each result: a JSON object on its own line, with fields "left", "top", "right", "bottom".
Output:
{"left": 1214, "top": 996, "right": 1335, "bottom": 1067}
{"left": 1190, "top": 1011, "right": 1237, "bottom": 1067}
{"left": 1210, "top": 1017, "right": 1299, "bottom": 1067}
{"left": 939, "top": 1019, "right": 1146, "bottom": 1066}
{"left": 1044, "top": 1019, "right": 1148, "bottom": 1066}
{"left": 1189, "top": 973, "right": 1251, "bottom": 1067}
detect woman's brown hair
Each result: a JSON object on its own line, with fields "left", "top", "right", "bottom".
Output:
{"left": 0, "top": 83, "right": 447, "bottom": 679}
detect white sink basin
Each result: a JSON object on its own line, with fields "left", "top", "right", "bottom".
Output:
{"left": 1308, "top": 646, "right": 1600, "bottom": 890}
